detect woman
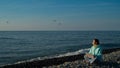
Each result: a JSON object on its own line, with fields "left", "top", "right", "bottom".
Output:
{"left": 84, "top": 39, "right": 102, "bottom": 64}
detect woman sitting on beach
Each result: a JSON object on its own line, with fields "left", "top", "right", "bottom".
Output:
{"left": 84, "top": 39, "right": 102, "bottom": 64}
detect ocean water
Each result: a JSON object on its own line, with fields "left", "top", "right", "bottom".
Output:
{"left": 0, "top": 31, "right": 120, "bottom": 66}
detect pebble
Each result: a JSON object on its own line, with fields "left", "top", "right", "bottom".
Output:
{"left": 44, "top": 51, "right": 120, "bottom": 68}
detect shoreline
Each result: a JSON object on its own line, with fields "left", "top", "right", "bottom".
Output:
{"left": 46, "top": 49, "right": 120, "bottom": 68}
{"left": 1, "top": 48, "right": 120, "bottom": 68}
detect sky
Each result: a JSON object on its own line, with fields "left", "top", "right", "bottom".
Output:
{"left": 0, "top": 0, "right": 120, "bottom": 31}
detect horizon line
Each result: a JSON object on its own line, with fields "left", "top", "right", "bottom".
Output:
{"left": 0, "top": 30, "right": 120, "bottom": 32}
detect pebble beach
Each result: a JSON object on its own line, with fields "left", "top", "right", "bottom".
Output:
{"left": 1, "top": 48, "right": 120, "bottom": 68}
{"left": 44, "top": 50, "right": 120, "bottom": 68}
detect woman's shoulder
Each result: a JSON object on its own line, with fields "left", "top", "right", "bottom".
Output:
{"left": 97, "top": 45, "right": 102, "bottom": 50}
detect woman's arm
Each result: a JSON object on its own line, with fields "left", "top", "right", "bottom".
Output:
{"left": 85, "top": 53, "right": 95, "bottom": 59}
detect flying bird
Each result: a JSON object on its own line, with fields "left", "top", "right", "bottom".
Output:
{"left": 53, "top": 20, "right": 57, "bottom": 22}
{"left": 53, "top": 19, "right": 62, "bottom": 26}
{"left": 6, "top": 21, "right": 9, "bottom": 24}
{"left": 0, "top": 17, "right": 9, "bottom": 24}
{"left": 58, "top": 22, "right": 62, "bottom": 26}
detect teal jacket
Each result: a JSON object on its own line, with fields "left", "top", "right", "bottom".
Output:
{"left": 89, "top": 45, "right": 102, "bottom": 61}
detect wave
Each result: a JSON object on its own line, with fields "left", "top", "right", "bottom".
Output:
{"left": 57, "top": 48, "right": 89, "bottom": 57}
{"left": 0, "top": 37, "right": 17, "bottom": 40}
{"left": 1, "top": 47, "right": 120, "bottom": 67}
{"left": 14, "top": 47, "right": 120, "bottom": 65}
{"left": 14, "top": 48, "right": 90, "bottom": 64}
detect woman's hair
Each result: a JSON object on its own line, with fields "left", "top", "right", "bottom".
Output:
{"left": 94, "top": 39, "right": 100, "bottom": 45}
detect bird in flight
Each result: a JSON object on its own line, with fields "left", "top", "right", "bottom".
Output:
{"left": 53, "top": 19, "right": 62, "bottom": 26}
{"left": 6, "top": 21, "right": 9, "bottom": 24}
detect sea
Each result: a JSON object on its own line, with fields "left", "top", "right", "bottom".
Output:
{"left": 0, "top": 31, "right": 120, "bottom": 66}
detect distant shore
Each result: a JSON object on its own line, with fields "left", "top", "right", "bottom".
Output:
{"left": 1, "top": 48, "right": 120, "bottom": 68}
